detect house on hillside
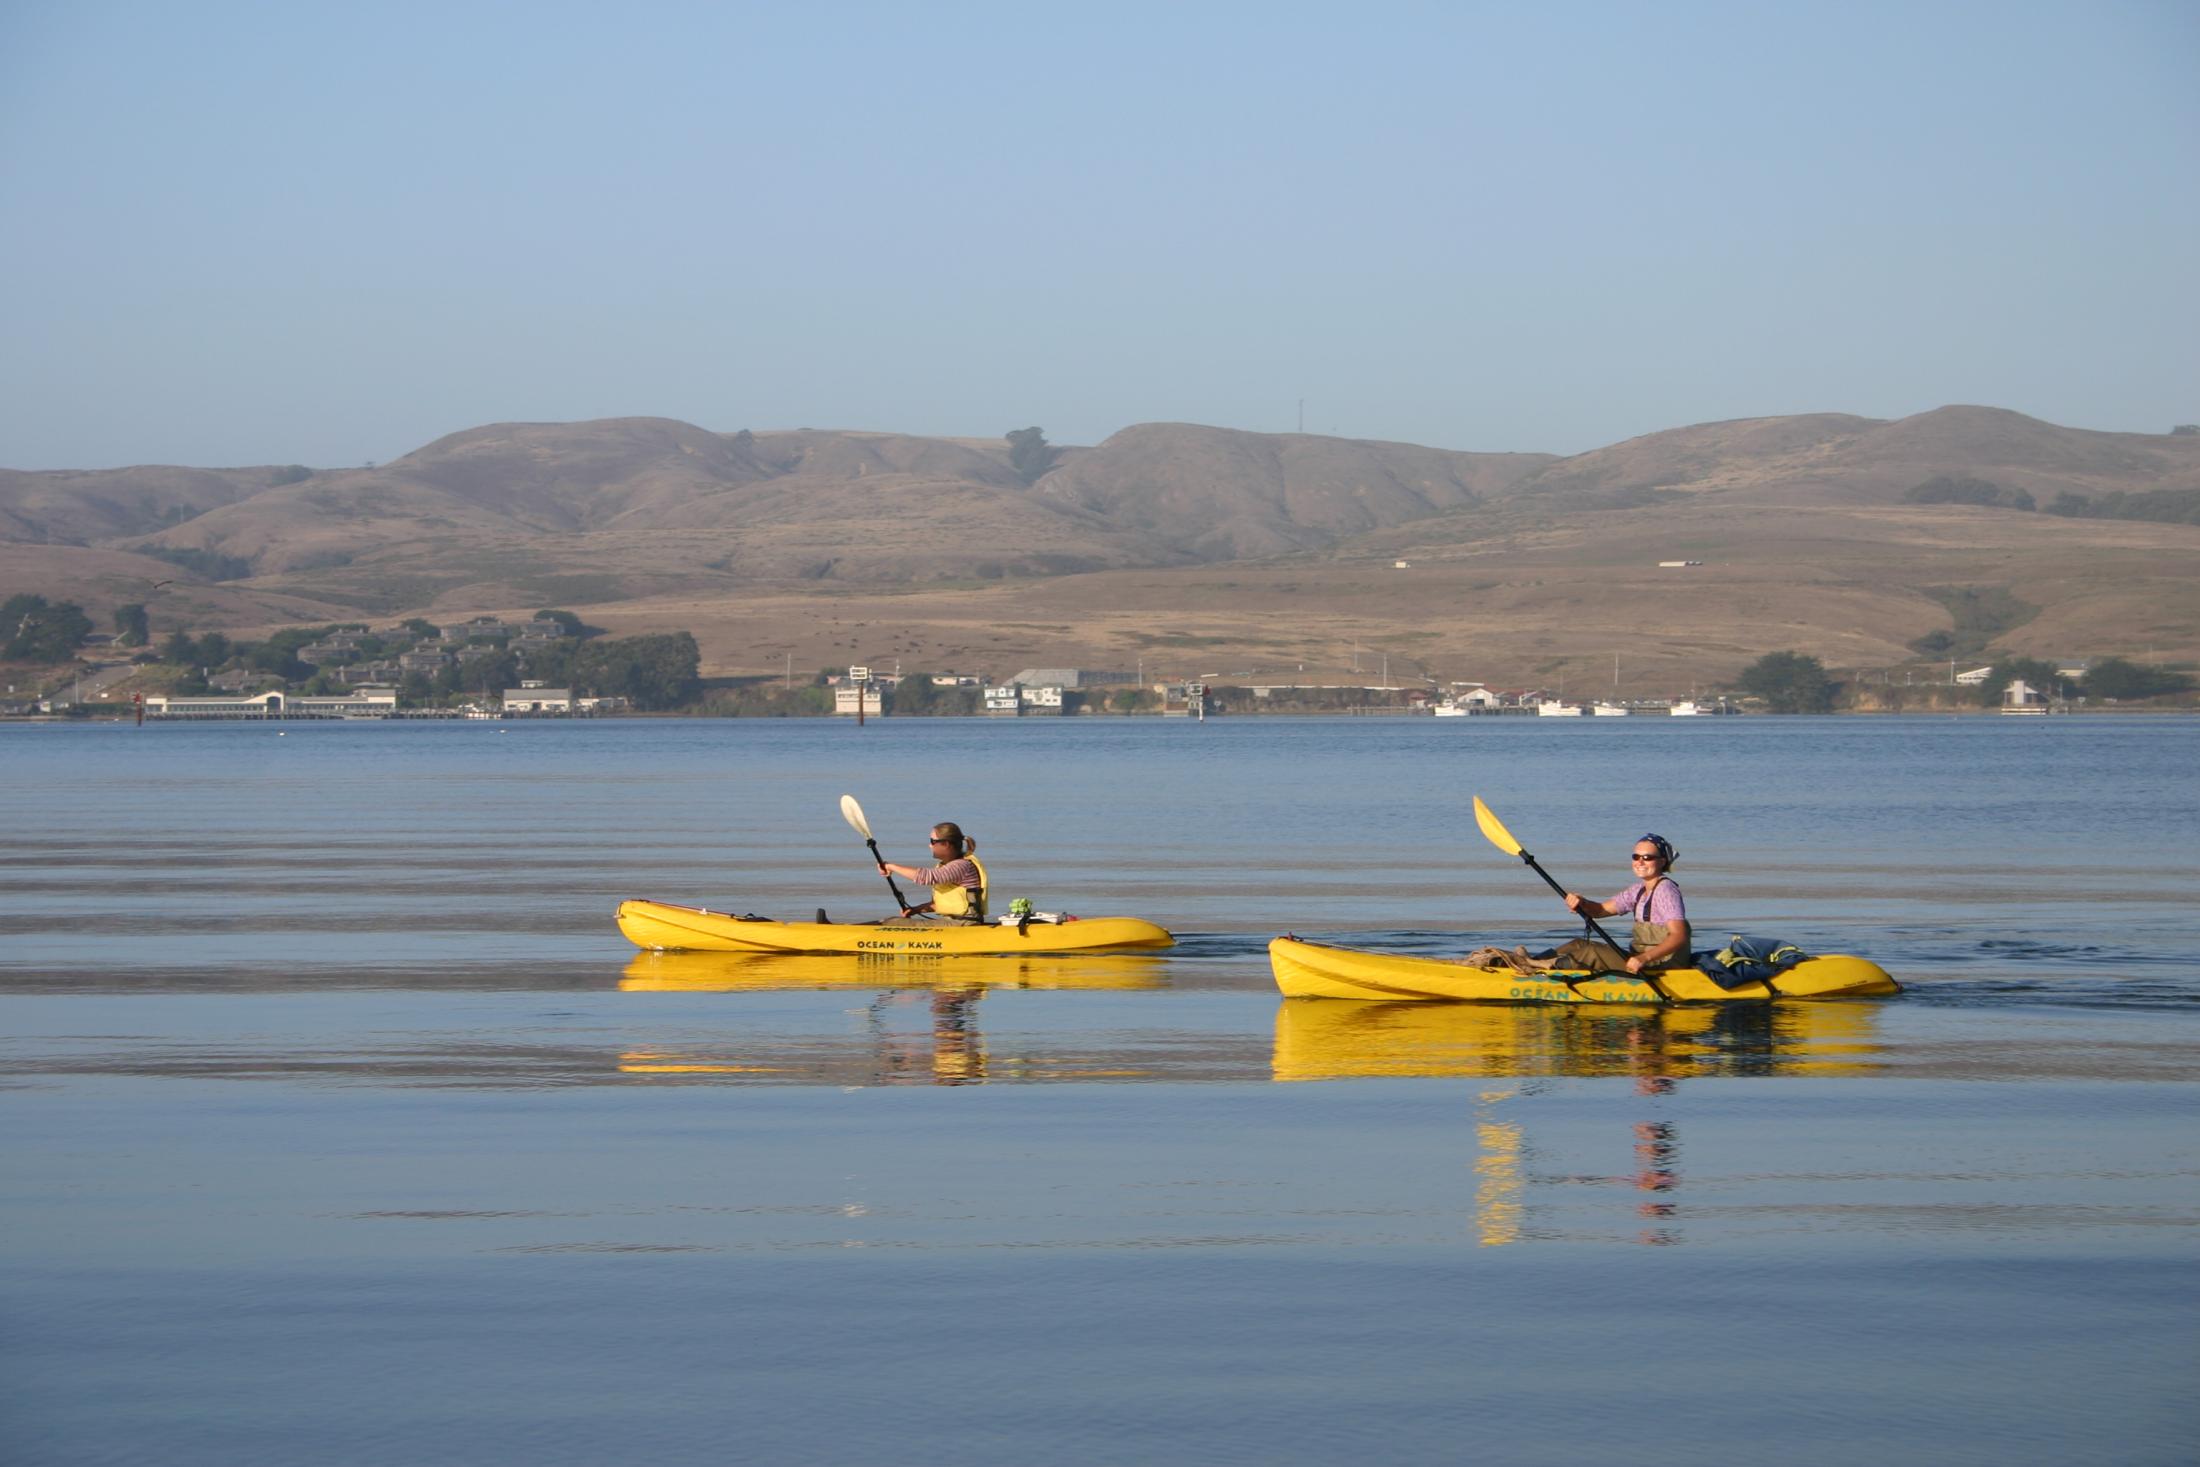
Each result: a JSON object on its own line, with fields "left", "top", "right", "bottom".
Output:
{"left": 1955, "top": 666, "right": 1995, "bottom": 686}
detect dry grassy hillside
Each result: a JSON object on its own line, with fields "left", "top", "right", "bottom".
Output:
{"left": 1510, "top": 406, "right": 2200, "bottom": 510}
{"left": 1032, "top": 423, "right": 1554, "bottom": 559}
{"left": 0, "top": 464, "right": 285, "bottom": 543}
{"left": 7, "top": 406, "right": 2198, "bottom": 686}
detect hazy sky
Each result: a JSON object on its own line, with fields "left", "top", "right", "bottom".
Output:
{"left": 3, "top": 0, "right": 2194, "bottom": 469}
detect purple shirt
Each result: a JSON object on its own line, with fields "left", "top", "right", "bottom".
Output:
{"left": 1605, "top": 879, "right": 1686, "bottom": 925}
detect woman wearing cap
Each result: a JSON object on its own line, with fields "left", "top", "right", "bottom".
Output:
{"left": 879, "top": 822, "right": 989, "bottom": 921}
{"left": 1561, "top": 834, "right": 1689, "bottom": 976}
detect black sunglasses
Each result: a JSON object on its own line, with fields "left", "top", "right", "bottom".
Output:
{"left": 929, "top": 836, "right": 954, "bottom": 844}
{"left": 1630, "top": 852, "right": 1661, "bottom": 861}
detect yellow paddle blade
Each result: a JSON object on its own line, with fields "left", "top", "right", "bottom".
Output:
{"left": 1472, "top": 796, "right": 1524, "bottom": 857}
{"left": 839, "top": 794, "right": 874, "bottom": 840}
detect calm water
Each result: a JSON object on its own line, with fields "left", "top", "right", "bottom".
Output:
{"left": 4, "top": 717, "right": 2198, "bottom": 1465}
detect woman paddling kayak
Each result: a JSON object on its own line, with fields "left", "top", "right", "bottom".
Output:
{"left": 1560, "top": 833, "right": 1690, "bottom": 976}
{"left": 879, "top": 822, "right": 990, "bottom": 921}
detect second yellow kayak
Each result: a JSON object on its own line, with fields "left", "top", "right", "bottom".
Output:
{"left": 1270, "top": 936, "right": 1899, "bottom": 1003}
{"left": 618, "top": 899, "right": 1175, "bottom": 955}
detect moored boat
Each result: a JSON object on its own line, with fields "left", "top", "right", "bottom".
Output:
{"left": 1269, "top": 935, "right": 1899, "bottom": 1003}
{"left": 618, "top": 898, "right": 1175, "bottom": 955}
{"left": 1536, "top": 700, "right": 1583, "bottom": 717}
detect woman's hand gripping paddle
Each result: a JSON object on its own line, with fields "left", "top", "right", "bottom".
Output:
{"left": 1472, "top": 795, "right": 1666, "bottom": 999}
{"left": 840, "top": 795, "right": 911, "bottom": 915}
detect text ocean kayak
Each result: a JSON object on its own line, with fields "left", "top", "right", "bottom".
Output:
{"left": 618, "top": 899, "right": 1175, "bottom": 955}
{"left": 1269, "top": 936, "right": 1899, "bottom": 1003}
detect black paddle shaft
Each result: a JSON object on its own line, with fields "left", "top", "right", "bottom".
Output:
{"left": 866, "top": 837, "right": 911, "bottom": 912}
{"left": 1515, "top": 850, "right": 1626, "bottom": 951}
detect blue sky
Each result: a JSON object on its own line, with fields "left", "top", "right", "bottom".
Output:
{"left": 2, "top": 0, "right": 2194, "bottom": 468}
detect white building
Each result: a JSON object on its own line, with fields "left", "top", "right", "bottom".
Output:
{"left": 833, "top": 685, "right": 884, "bottom": 716}
{"left": 144, "top": 689, "right": 400, "bottom": 719}
{"left": 983, "top": 686, "right": 1022, "bottom": 716}
{"left": 502, "top": 687, "right": 572, "bottom": 714}
{"left": 1954, "top": 666, "right": 1996, "bottom": 686}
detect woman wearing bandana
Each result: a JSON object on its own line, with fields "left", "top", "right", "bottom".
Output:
{"left": 1560, "top": 834, "right": 1690, "bottom": 976}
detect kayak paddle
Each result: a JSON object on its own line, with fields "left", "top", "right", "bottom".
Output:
{"left": 840, "top": 794, "right": 910, "bottom": 913}
{"left": 1472, "top": 795, "right": 1664, "bottom": 997}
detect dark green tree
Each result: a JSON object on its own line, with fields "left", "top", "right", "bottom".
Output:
{"left": 2082, "top": 657, "right": 2194, "bottom": 700}
{"left": 1006, "top": 427, "right": 1059, "bottom": 485}
{"left": 195, "top": 631, "right": 232, "bottom": 668}
{"left": 531, "top": 609, "right": 598, "bottom": 638}
{"left": 570, "top": 632, "right": 701, "bottom": 710}
{"left": 113, "top": 603, "right": 150, "bottom": 646}
{"left": 158, "top": 629, "right": 197, "bottom": 665}
{"left": 1736, "top": 651, "right": 1836, "bottom": 713}
{"left": 889, "top": 676, "right": 940, "bottom": 715}
{"left": 2, "top": 595, "right": 94, "bottom": 663}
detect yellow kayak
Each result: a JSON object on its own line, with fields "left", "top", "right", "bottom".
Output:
{"left": 1270, "top": 935, "right": 1899, "bottom": 1003}
{"left": 617, "top": 899, "right": 1175, "bottom": 955}
{"left": 621, "top": 949, "right": 1167, "bottom": 991}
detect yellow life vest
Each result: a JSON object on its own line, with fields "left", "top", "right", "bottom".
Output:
{"left": 930, "top": 853, "right": 989, "bottom": 921}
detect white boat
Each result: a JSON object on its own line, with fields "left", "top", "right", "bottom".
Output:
{"left": 1592, "top": 702, "right": 1629, "bottom": 717}
{"left": 1536, "top": 700, "right": 1582, "bottom": 717}
{"left": 1669, "top": 701, "right": 1701, "bottom": 716}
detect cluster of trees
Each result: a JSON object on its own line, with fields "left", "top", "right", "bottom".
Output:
{"left": 1903, "top": 474, "right": 2036, "bottom": 511}
{"left": 1737, "top": 650, "right": 2194, "bottom": 712}
{"left": 2042, "top": 488, "right": 2200, "bottom": 526}
{"left": 1736, "top": 651, "right": 1838, "bottom": 713}
{"left": 2, "top": 595, "right": 95, "bottom": 663}
{"left": 1006, "top": 427, "right": 1059, "bottom": 486}
{"left": 1899, "top": 473, "right": 2200, "bottom": 528}
{"left": 141, "top": 609, "right": 700, "bottom": 712}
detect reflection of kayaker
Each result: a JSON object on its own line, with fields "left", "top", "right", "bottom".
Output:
{"left": 870, "top": 987, "right": 988, "bottom": 1085}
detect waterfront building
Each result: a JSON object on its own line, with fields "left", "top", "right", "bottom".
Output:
{"left": 502, "top": 687, "right": 573, "bottom": 714}
{"left": 144, "top": 689, "right": 400, "bottom": 719}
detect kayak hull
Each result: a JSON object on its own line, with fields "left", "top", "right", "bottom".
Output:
{"left": 618, "top": 899, "right": 1175, "bottom": 955}
{"left": 1269, "top": 936, "right": 1899, "bottom": 1003}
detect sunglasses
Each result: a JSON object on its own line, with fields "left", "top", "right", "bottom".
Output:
{"left": 929, "top": 837, "right": 955, "bottom": 845}
{"left": 1630, "top": 852, "right": 1662, "bottom": 862}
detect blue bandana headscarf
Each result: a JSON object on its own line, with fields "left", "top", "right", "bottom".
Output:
{"left": 1639, "top": 833, "right": 1678, "bottom": 867}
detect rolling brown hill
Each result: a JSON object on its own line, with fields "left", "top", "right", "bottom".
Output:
{"left": 7, "top": 407, "right": 2198, "bottom": 687}
{"left": 1504, "top": 405, "right": 2200, "bottom": 510}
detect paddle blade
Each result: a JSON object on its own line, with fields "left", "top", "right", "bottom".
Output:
{"left": 1472, "top": 796, "right": 1524, "bottom": 857}
{"left": 838, "top": 794, "right": 874, "bottom": 840}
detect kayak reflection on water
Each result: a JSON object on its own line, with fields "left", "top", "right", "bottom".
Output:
{"left": 1274, "top": 1000, "right": 1889, "bottom": 1247}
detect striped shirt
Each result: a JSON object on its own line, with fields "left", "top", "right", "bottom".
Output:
{"left": 908, "top": 857, "right": 980, "bottom": 892}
